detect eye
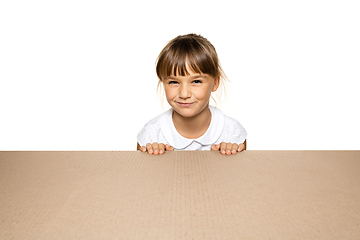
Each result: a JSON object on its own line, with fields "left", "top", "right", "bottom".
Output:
{"left": 169, "top": 81, "right": 179, "bottom": 85}
{"left": 192, "top": 80, "right": 202, "bottom": 84}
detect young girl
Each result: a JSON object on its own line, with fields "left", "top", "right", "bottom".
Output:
{"left": 137, "top": 33, "right": 247, "bottom": 155}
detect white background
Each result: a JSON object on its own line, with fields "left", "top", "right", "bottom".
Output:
{"left": 1, "top": 0, "right": 359, "bottom": 150}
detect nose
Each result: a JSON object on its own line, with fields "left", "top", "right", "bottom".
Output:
{"left": 179, "top": 84, "right": 191, "bottom": 99}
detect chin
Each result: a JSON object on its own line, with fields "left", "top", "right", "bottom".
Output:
{"left": 173, "top": 108, "right": 201, "bottom": 118}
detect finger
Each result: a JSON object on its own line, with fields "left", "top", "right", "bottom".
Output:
{"left": 211, "top": 144, "right": 220, "bottom": 151}
{"left": 165, "top": 144, "right": 174, "bottom": 151}
{"left": 237, "top": 143, "right": 245, "bottom": 152}
{"left": 231, "top": 143, "right": 239, "bottom": 154}
{"left": 225, "top": 142, "right": 233, "bottom": 155}
{"left": 152, "top": 142, "right": 159, "bottom": 155}
{"left": 158, "top": 143, "right": 165, "bottom": 154}
{"left": 220, "top": 142, "right": 227, "bottom": 155}
{"left": 146, "top": 143, "right": 153, "bottom": 154}
{"left": 140, "top": 146, "right": 147, "bottom": 152}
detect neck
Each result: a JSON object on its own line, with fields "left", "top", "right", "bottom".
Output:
{"left": 172, "top": 105, "right": 211, "bottom": 139}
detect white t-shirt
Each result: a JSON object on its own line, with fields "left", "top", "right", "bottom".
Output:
{"left": 137, "top": 106, "right": 247, "bottom": 151}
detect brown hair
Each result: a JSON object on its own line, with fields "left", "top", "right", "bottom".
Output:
{"left": 156, "top": 33, "right": 226, "bottom": 81}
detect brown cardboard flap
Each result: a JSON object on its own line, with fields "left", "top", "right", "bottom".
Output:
{"left": 1, "top": 151, "right": 360, "bottom": 239}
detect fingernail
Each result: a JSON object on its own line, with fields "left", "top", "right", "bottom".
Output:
{"left": 160, "top": 149, "right": 164, "bottom": 153}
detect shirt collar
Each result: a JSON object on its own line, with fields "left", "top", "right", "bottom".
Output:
{"left": 160, "top": 106, "right": 224, "bottom": 149}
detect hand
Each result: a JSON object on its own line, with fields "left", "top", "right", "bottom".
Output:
{"left": 140, "top": 143, "right": 174, "bottom": 155}
{"left": 211, "top": 142, "right": 245, "bottom": 155}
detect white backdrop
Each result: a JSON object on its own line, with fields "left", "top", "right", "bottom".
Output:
{"left": 1, "top": 0, "right": 359, "bottom": 150}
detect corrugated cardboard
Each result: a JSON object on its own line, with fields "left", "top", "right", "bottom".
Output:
{"left": 1, "top": 151, "right": 359, "bottom": 239}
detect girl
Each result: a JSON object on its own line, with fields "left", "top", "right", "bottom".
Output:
{"left": 137, "top": 34, "right": 247, "bottom": 155}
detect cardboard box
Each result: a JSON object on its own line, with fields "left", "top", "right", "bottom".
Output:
{"left": 1, "top": 151, "right": 360, "bottom": 239}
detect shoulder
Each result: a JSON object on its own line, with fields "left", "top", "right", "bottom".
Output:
{"left": 224, "top": 114, "right": 244, "bottom": 129}
{"left": 210, "top": 106, "right": 242, "bottom": 129}
{"left": 224, "top": 114, "right": 246, "bottom": 133}
{"left": 139, "top": 110, "right": 171, "bottom": 133}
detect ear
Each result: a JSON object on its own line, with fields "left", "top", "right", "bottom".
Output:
{"left": 212, "top": 76, "right": 220, "bottom": 92}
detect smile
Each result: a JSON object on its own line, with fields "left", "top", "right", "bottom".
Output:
{"left": 177, "top": 102, "right": 194, "bottom": 107}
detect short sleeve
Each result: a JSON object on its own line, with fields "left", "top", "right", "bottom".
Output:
{"left": 137, "top": 123, "right": 154, "bottom": 147}
{"left": 221, "top": 116, "right": 247, "bottom": 144}
{"left": 230, "top": 120, "right": 247, "bottom": 144}
{"left": 137, "top": 114, "right": 169, "bottom": 147}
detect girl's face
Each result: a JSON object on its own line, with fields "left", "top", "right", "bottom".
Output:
{"left": 162, "top": 67, "right": 219, "bottom": 119}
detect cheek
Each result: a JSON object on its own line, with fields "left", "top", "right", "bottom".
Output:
{"left": 193, "top": 87, "right": 212, "bottom": 100}
{"left": 164, "top": 88, "right": 177, "bottom": 100}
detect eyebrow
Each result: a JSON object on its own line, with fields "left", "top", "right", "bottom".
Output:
{"left": 164, "top": 75, "right": 207, "bottom": 80}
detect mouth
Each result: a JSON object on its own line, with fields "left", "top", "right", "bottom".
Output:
{"left": 177, "top": 102, "right": 194, "bottom": 107}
